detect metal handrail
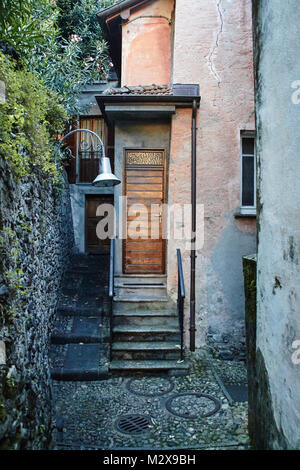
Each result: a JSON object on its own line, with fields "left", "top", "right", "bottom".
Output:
{"left": 177, "top": 249, "right": 185, "bottom": 360}
{"left": 109, "top": 238, "right": 115, "bottom": 299}
{"left": 109, "top": 238, "right": 115, "bottom": 361}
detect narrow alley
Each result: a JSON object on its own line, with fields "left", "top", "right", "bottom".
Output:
{"left": 50, "top": 254, "right": 249, "bottom": 450}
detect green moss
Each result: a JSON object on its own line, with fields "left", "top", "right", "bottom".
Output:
{"left": 4, "top": 376, "right": 18, "bottom": 399}
{"left": 0, "top": 226, "right": 30, "bottom": 307}
{"left": 242, "top": 255, "right": 257, "bottom": 322}
{"left": 0, "top": 403, "right": 5, "bottom": 422}
{"left": 0, "top": 433, "right": 22, "bottom": 450}
{"left": 0, "top": 438, "right": 12, "bottom": 450}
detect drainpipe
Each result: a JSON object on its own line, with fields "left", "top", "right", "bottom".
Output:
{"left": 190, "top": 99, "right": 197, "bottom": 351}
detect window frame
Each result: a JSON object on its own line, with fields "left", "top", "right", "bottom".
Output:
{"left": 78, "top": 116, "right": 106, "bottom": 159}
{"left": 240, "top": 131, "right": 256, "bottom": 215}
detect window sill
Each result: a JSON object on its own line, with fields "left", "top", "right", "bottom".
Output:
{"left": 234, "top": 211, "right": 256, "bottom": 219}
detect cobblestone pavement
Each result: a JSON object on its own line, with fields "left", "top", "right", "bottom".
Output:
{"left": 52, "top": 349, "right": 250, "bottom": 450}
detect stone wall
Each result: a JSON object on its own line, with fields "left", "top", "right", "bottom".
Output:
{"left": 253, "top": 0, "right": 300, "bottom": 449}
{"left": 0, "top": 156, "right": 74, "bottom": 449}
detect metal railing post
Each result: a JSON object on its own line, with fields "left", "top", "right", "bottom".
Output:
{"left": 177, "top": 249, "right": 185, "bottom": 360}
{"left": 108, "top": 238, "right": 115, "bottom": 361}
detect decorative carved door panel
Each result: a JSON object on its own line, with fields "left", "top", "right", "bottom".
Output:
{"left": 123, "top": 150, "right": 166, "bottom": 274}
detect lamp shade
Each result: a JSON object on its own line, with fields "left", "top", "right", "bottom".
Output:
{"left": 92, "top": 157, "right": 121, "bottom": 187}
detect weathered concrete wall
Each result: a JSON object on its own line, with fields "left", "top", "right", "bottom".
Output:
{"left": 70, "top": 184, "right": 113, "bottom": 253}
{"left": 0, "top": 158, "right": 74, "bottom": 449}
{"left": 121, "top": 0, "right": 174, "bottom": 86}
{"left": 169, "top": 0, "right": 256, "bottom": 356}
{"left": 253, "top": 0, "right": 300, "bottom": 450}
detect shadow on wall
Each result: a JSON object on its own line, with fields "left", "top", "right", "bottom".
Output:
{"left": 206, "top": 215, "right": 256, "bottom": 358}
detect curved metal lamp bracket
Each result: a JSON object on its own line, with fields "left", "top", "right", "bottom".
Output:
{"left": 54, "top": 128, "right": 105, "bottom": 167}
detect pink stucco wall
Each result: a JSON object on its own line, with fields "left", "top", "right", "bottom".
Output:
{"left": 121, "top": 0, "right": 174, "bottom": 86}
{"left": 168, "top": 0, "right": 256, "bottom": 346}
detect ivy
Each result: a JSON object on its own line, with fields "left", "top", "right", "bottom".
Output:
{"left": 0, "top": 53, "right": 67, "bottom": 178}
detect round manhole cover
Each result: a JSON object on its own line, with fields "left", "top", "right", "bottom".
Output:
{"left": 115, "top": 414, "right": 153, "bottom": 436}
{"left": 126, "top": 376, "right": 174, "bottom": 397}
{"left": 165, "top": 393, "right": 221, "bottom": 419}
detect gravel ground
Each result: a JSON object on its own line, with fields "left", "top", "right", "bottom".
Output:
{"left": 52, "top": 349, "right": 250, "bottom": 450}
{"left": 213, "top": 358, "right": 248, "bottom": 386}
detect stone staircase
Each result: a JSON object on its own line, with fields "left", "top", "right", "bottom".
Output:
{"left": 110, "top": 293, "right": 189, "bottom": 374}
{"left": 114, "top": 274, "right": 169, "bottom": 301}
{"left": 50, "top": 254, "right": 110, "bottom": 381}
{"left": 50, "top": 262, "right": 188, "bottom": 377}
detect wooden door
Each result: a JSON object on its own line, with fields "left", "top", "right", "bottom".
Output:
{"left": 123, "top": 150, "right": 166, "bottom": 274}
{"left": 85, "top": 195, "right": 113, "bottom": 253}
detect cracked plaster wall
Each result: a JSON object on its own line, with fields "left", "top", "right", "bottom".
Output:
{"left": 169, "top": 0, "right": 256, "bottom": 355}
{"left": 253, "top": 0, "right": 300, "bottom": 449}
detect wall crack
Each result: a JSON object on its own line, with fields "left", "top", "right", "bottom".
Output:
{"left": 206, "top": 0, "right": 224, "bottom": 87}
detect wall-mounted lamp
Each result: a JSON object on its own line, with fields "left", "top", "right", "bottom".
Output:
{"left": 54, "top": 129, "right": 121, "bottom": 187}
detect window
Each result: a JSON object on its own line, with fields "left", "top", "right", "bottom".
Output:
{"left": 79, "top": 117, "right": 105, "bottom": 159}
{"left": 240, "top": 132, "right": 256, "bottom": 215}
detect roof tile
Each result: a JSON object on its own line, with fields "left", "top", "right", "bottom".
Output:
{"left": 102, "top": 84, "right": 173, "bottom": 96}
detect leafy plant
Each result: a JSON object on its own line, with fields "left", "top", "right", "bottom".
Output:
{"left": 0, "top": 0, "right": 58, "bottom": 56}
{"left": 0, "top": 0, "right": 116, "bottom": 115}
{"left": 28, "top": 0, "right": 115, "bottom": 114}
{"left": 0, "top": 53, "right": 67, "bottom": 178}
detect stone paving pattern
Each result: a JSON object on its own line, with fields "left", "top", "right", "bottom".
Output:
{"left": 52, "top": 350, "right": 250, "bottom": 450}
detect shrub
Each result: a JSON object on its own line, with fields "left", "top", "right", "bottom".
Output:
{"left": 0, "top": 53, "right": 67, "bottom": 178}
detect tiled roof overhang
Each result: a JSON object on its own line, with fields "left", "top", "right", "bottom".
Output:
{"left": 96, "top": 85, "right": 201, "bottom": 124}
{"left": 97, "top": 0, "right": 154, "bottom": 21}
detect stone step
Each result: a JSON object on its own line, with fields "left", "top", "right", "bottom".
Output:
{"left": 56, "top": 304, "right": 104, "bottom": 317}
{"left": 114, "top": 325, "right": 179, "bottom": 334}
{"left": 113, "top": 310, "right": 176, "bottom": 317}
{"left": 112, "top": 341, "right": 181, "bottom": 351}
{"left": 109, "top": 360, "right": 189, "bottom": 373}
{"left": 113, "top": 313, "right": 178, "bottom": 327}
{"left": 61, "top": 286, "right": 107, "bottom": 297}
{"left": 113, "top": 300, "right": 171, "bottom": 312}
{"left": 113, "top": 325, "right": 180, "bottom": 342}
{"left": 51, "top": 343, "right": 109, "bottom": 381}
{"left": 115, "top": 280, "right": 167, "bottom": 288}
{"left": 51, "top": 317, "right": 109, "bottom": 345}
{"left": 51, "top": 366, "right": 109, "bottom": 381}
{"left": 114, "top": 289, "right": 168, "bottom": 302}
{"left": 112, "top": 341, "right": 181, "bottom": 361}
{"left": 113, "top": 350, "right": 181, "bottom": 361}
{"left": 115, "top": 274, "right": 167, "bottom": 282}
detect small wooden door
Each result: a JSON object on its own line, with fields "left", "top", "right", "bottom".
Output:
{"left": 85, "top": 195, "right": 113, "bottom": 253}
{"left": 123, "top": 150, "right": 166, "bottom": 274}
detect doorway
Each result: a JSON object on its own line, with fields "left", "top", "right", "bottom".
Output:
{"left": 123, "top": 149, "right": 166, "bottom": 274}
{"left": 85, "top": 195, "right": 114, "bottom": 253}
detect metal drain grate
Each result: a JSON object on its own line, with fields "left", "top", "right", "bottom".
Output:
{"left": 115, "top": 414, "right": 153, "bottom": 435}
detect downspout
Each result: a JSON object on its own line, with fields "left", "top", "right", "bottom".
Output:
{"left": 190, "top": 99, "right": 197, "bottom": 351}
